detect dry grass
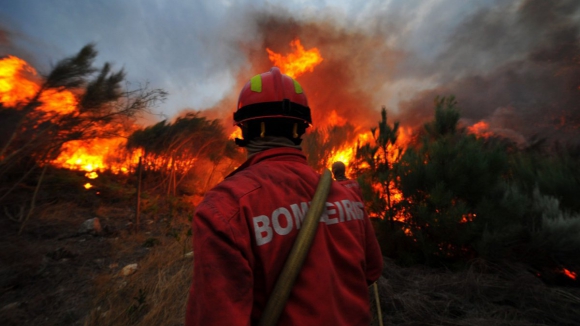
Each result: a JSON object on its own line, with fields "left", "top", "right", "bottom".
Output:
{"left": 84, "top": 239, "right": 192, "bottom": 326}
{"left": 3, "top": 199, "right": 580, "bottom": 325}
{"left": 369, "top": 258, "right": 580, "bottom": 326}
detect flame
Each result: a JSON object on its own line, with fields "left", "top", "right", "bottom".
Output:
{"left": 1, "top": 55, "right": 140, "bottom": 175}
{"left": 229, "top": 128, "right": 242, "bottom": 140}
{"left": 85, "top": 171, "right": 99, "bottom": 179}
{"left": 327, "top": 131, "right": 373, "bottom": 176}
{"left": 322, "top": 124, "right": 414, "bottom": 222}
{"left": 563, "top": 268, "right": 577, "bottom": 280}
{"left": 0, "top": 55, "right": 77, "bottom": 114}
{"left": 467, "top": 121, "right": 493, "bottom": 138}
{"left": 84, "top": 183, "right": 93, "bottom": 190}
{"left": 327, "top": 110, "right": 347, "bottom": 127}
{"left": 0, "top": 56, "right": 38, "bottom": 106}
{"left": 267, "top": 39, "right": 323, "bottom": 79}
{"left": 460, "top": 213, "right": 476, "bottom": 223}
{"left": 52, "top": 137, "right": 142, "bottom": 174}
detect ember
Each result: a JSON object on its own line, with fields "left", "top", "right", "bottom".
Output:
{"left": 563, "top": 268, "right": 577, "bottom": 280}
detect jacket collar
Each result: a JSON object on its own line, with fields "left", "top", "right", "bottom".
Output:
{"left": 226, "top": 147, "right": 307, "bottom": 178}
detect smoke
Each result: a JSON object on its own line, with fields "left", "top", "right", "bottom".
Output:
{"left": 200, "top": 6, "right": 406, "bottom": 135}
{"left": 211, "top": 0, "right": 580, "bottom": 145}
{"left": 397, "top": 0, "right": 580, "bottom": 144}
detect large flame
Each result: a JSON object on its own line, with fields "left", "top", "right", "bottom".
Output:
{"left": 0, "top": 55, "right": 77, "bottom": 114}
{"left": 267, "top": 39, "right": 323, "bottom": 79}
{"left": 0, "top": 55, "right": 139, "bottom": 176}
{"left": 0, "top": 56, "right": 38, "bottom": 106}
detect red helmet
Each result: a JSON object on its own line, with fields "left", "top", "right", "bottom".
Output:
{"left": 234, "top": 67, "right": 312, "bottom": 126}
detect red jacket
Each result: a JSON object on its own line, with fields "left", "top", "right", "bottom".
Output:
{"left": 338, "top": 179, "right": 364, "bottom": 200}
{"left": 185, "top": 147, "right": 383, "bottom": 326}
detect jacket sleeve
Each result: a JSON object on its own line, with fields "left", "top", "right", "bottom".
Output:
{"left": 364, "top": 217, "right": 383, "bottom": 285}
{"left": 185, "top": 200, "right": 253, "bottom": 326}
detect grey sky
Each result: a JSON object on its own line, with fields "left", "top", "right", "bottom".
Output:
{"left": 2, "top": 0, "right": 579, "bottom": 145}
{"left": 1, "top": 0, "right": 499, "bottom": 117}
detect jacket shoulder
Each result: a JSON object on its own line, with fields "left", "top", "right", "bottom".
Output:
{"left": 198, "top": 171, "right": 261, "bottom": 222}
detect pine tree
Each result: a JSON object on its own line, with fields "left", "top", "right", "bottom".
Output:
{"left": 397, "top": 96, "right": 508, "bottom": 265}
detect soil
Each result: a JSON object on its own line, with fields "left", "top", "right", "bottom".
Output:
{"left": 0, "top": 204, "right": 149, "bottom": 326}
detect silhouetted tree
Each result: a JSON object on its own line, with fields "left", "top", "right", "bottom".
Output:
{"left": 0, "top": 44, "right": 166, "bottom": 231}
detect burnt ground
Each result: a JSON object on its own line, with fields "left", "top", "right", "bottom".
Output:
{"left": 1, "top": 200, "right": 580, "bottom": 326}
{"left": 0, "top": 203, "right": 154, "bottom": 326}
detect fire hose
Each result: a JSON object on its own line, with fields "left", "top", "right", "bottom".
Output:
{"left": 258, "top": 169, "right": 384, "bottom": 326}
{"left": 258, "top": 169, "right": 332, "bottom": 326}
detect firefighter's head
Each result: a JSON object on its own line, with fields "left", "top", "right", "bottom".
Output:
{"left": 331, "top": 161, "right": 346, "bottom": 180}
{"left": 233, "top": 67, "right": 311, "bottom": 147}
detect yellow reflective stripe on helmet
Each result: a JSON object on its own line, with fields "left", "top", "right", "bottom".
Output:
{"left": 293, "top": 79, "right": 303, "bottom": 94}
{"left": 250, "top": 75, "right": 262, "bottom": 92}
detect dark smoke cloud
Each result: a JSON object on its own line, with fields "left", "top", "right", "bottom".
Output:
{"left": 187, "top": 0, "right": 580, "bottom": 147}
{"left": 202, "top": 8, "right": 405, "bottom": 135}
{"left": 397, "top": 0, "right": 580, "bottom": 144}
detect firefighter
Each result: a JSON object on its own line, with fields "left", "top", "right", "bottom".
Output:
{"left": 331, "top": 161, "right": 348, "bottom": 181}
{"left": 332, "top": 161, "right": 363, "bottom": 200}
{"left": 185, "top": 67, "right": 383, "bottom": 326}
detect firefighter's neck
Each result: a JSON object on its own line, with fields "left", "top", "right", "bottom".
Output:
{"left": 246, "top": 136, "right": 301, "bottom": 158}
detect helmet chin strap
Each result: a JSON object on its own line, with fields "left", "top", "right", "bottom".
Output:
{"left": 260, "top": 122, "right": 266, "bottom": 138}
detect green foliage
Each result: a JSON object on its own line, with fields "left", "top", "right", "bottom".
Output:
{"left": 509, "top": 148, "right": 580, "bottom": 213}
{"left": 424, "top": 96, "right": 460, "bottom": 138}
{"left": 359, "top": 96, "right": 580, "bottom": 278}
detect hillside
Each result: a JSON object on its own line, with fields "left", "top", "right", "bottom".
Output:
{"left": 1, "top": 194, "right": 579, "bottom": 326}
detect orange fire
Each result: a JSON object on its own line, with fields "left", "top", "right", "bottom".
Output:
{"left": 229, "top": 128, "right": 242, "bottom": 140}
{"left": 0, "top": 55, "right": 139, "bottom": 175}
{"left": 52, "top": 136, "right": 142, "bottom": 174}
{"left": 327, "top": 131, "right": 372, "bottom": 176}
{"left": 467, "top": 121, "right": 493, "bottom": 138}
{"left": 460, "top": 213, "right": 476, "bottom": 223}
{"left": 0, "top": 56, "right": 38, "bottom": 106}
{"left": 563, "top": 268, "right": 577, "bottom": 280}
{"left": 267, "top": 39, "right": 323, "bottom": 79}
{"left": 0, "top": 55, "right": 77, "bottom": 114}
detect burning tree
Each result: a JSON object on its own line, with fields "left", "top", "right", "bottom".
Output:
{"left": 354, "top": 106, "right": 404, "bottom": 225}
{"left": 126, "top": 112, "right": 242, "bottom": 197}
{"left": 0, "top": 44, "right": 166, "bottom": 232}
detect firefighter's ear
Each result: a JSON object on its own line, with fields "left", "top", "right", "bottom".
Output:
{"left": 293, "top": 123, "right": 298, "bottom": 138}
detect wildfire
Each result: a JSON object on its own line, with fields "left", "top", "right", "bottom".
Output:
{"left": 52, "top": 136, "right": 142, "bottom": 174}
{"left": 0, "top": 56, "right": 38, "bottom": 106}
{"left": 229, "top": 128, "right": 242, "bottom": 140}
{"left": 267, "top": 39, "right": 323, "bottom": 79}
{"left": 327, "top": 131, "right": 373, "bottom": 176}
{"left": 0, "top": 55, "right": 139, "bottom": 175}
{"left": 0, "top": 55, "right": 77, "bottom": 114}
{"left": 85, "top": 172, "right": 98, "bottom": 179}
{"left": 467, "top": 121, "right": 493, "bottom": 138}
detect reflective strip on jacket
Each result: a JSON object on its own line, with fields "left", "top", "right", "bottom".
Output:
{"left": 185, "top": 147, "right": 383, "bottom": 326}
